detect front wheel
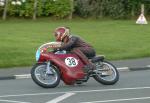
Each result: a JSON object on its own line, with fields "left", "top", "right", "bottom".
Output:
{"left": 31, "top": 63, "right": 60, "bottom": 88}
{"left": 93, "top": 61, "right": 119, "bottom": 85}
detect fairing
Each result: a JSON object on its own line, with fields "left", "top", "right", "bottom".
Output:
{"left": 38, "top": 52, "right": 86, "bottom": 85}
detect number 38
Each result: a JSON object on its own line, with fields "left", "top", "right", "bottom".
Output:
{"left": 65, "top": 57, "right": 78, "bottom": 67}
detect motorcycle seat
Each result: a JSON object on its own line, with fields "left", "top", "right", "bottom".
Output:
{"left": 91, "top": 55, "right": 105, "bottom": 63}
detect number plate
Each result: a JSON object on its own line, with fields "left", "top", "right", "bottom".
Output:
{"left": 65, "top": 57, "right": 78, "bottom": 67}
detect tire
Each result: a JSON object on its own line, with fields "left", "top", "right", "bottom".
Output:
{"left": 93, "top": 61, "right": 119, "bottom": 85}
{"left": 31, "top": 63, "right": 60, "bottom": 88}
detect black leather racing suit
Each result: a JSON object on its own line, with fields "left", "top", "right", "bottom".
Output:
{"left": 59, "top": 35, "right": 96, "bottom": 65}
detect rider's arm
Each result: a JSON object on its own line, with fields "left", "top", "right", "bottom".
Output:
{"left": 59, "top": 36, "right": 78, "bottom": 51}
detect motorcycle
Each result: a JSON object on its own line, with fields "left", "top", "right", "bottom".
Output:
{"left": 31, "top": 42, "right": 119, "bottom": 88}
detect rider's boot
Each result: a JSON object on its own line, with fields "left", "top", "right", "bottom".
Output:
{"left": 83, "top": 63, "right": 96, "bottom": 73}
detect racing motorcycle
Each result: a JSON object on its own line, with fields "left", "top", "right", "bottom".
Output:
{"left": 31, "top": 42, "right": 119, "bottom": 88}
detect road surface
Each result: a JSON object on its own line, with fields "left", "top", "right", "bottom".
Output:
{"left": 0, "top": 70, "right": 150, "bottom": 103}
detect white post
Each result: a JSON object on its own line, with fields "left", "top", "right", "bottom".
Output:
{"left": 141, "top": 4, "right": 144, "bottom": 14}
{"left": 136, "top": 4, "right": 148, "bottom": 24}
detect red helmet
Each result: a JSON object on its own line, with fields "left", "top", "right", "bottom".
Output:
{"left": 54, "top": 27, "right": 70, "bottom": 42}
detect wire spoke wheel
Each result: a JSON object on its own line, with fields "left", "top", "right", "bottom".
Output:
{"left": 31, "top": 63, "right": 60, "bottom": 88}
{"left": 35, "top": 65, "right": 58, "bottom": 85}
{"left": 93, "top": 61, "right": 119, "bottom": 85}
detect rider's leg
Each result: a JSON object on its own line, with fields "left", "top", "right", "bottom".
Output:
{"left": 71, "top": 48, "right": 95, "bottom": 71}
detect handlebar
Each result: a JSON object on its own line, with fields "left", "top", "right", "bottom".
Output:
{"left": 38, "top": 42, "right": 62, "bottom": 53}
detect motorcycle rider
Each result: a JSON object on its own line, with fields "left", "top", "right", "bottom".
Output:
{"left": 53, "top": 26, "right": 96, "bottom": 73}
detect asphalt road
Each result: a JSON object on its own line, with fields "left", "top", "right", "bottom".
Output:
{"left": 0, "top": 70, "right": 150, "bottom": 103}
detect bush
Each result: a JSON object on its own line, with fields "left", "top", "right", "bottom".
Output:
{"left": 74, "top": 0, "right": 125, "bottom": 19}
{"left": 74, "top": 0, "right": 150, "bottom": 19}
{"left": 5, "top": 0, "right": 71, "bottom": 18}
{"left": 1, "top": 0, "right": 150, "bottom": 19}
{"left": 7, "top": 0, "right": 42, "bottom": 17}
{"left": 42, "top": 0, "right": 71, "bottom": 18}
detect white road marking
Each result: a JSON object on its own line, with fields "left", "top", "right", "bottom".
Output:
{"left": 146, "top": 65, "right": 150, "bottom": 67}
{"left": 11, "top": 66, "right": 150, "bottom": 79}
{"left": 12, "top": 67, "right": 130, "bottom": 79}
{"left": 0, "top": 86, "right": 150, "bottom": 98}
{"left": 81, "top": 96, "right": 150, "bottom": 103}
{"left": 15, "top": 74, "right": 31, "bottom": 79}
{"left": 9, "top": 65, "right": 150, "bottom": 80}
{"left": 46, "top": 93, "right": 75, "bottom": 103}
{"left": 117, "top": 67, "right": 129, "bottom": 71}
{"left": 0, "top": 99, "right": 31, "bottom": 103}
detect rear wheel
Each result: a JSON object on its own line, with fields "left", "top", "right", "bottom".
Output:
{"left": 93, "top": 61, "right": 119, "bottom": 85}
{"left": 31, "top": 63, "right": 60, "bottom": 88}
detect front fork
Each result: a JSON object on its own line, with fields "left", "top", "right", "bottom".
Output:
{"left": 46, "top": 61, "right": 53, "bottom": 75}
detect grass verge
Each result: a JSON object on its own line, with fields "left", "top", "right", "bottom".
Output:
{"left": 0, "top": 19, "right": 150, "bottom": 68}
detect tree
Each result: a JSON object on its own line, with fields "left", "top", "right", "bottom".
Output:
{"left": 33, "top": 0, "right": 37, "bottom": 20}
{"left": 2, "top": 0, "right": 8, "bottom": 20}
{"left": 69, "top": 0, "right": 74, "bottom": 20}
{"left": 74, "top": 0, "right": 125, "bottom": 19}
